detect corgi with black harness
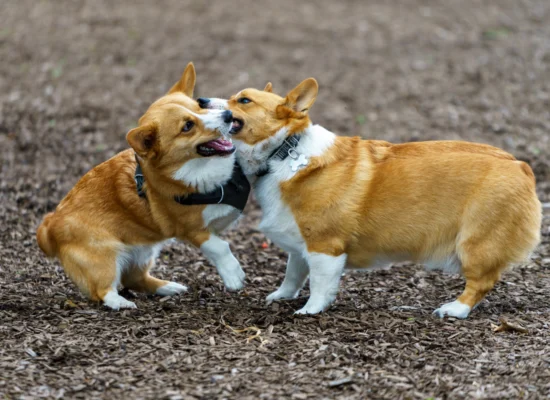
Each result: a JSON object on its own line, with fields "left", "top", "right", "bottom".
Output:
{"left": 37, "top": 64, "right": 250, "bottom": 309}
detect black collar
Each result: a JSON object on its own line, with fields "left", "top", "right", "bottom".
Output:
{"left": 134, "top": 156, "right": 251, "bottom": 212}
{"left": 256, "top": 135, "right": 301, "bottom": 177}
{"left": 135, "top": 155, "right": 146, "bottom": 197}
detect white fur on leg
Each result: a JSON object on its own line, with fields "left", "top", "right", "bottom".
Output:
{"left": 200, "top": 235, "right": 245, "bottom": 290}
{"left": 295, "top": 252, "right": 346, "bottom": 315}
{"left": 103, "top": 290, "right": 137, "bottom": 310}
{"left": 433, "top": 300, "right": 471, "bottom": 319}
{"left": 266, "top": 252, "right": 309, "bottom": 304}
{"left": 156, "top": 282, "right": 188, "bottom": 296}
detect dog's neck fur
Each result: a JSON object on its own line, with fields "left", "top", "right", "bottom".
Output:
{"left": 171, "top": 155, "right": 235, "bottom": 193}
{"left": 234, "top": 127, "right": 290, "bottom": 177}
{"left": 140, "top": 154, "right": 235, "bottom": 199}
{"left": 235, "top": 124, "right": 336, "bottom": 178}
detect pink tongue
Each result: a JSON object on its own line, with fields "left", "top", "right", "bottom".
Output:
{"left": 206, "top": 138, "right": 234, "bottom": 151}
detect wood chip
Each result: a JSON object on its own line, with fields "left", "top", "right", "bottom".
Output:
{"left": 491, "top": 317, "right": 529, "bottom": 334}
{"left": 328, "top": 376, "right": 354, "bottom": 387}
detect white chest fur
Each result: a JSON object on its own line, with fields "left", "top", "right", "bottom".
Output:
{"left": 253, "top": 125, "right": 336, "bottom": 256}
{"left": 172, "top": 153, "right": 235, "bottom": 193}
{"left": 256, "top": 175, "right": 305, "bottom": 254}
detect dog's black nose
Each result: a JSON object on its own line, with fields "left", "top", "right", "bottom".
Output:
{"left": 222, "top": 110, "right": 233, "bottom": 123}
{"left": 197, "top": 98, "right": 211, "bottom": 108}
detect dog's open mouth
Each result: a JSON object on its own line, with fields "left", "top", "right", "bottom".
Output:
{"left": 230, "top": 118, "right": 243, "bottom": 134}
{"left": 197, "top": 138, "right": 236, "bottom": 157}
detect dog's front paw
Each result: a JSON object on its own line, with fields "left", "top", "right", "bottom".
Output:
{"left": 103, "top": 292, "right": 137, "bottom": 310}
{"left": 156, "top": 281, "right": 188, "bottom": 297}
{"left": 266, "top": 289, "right": 299, "bottom": 305}
{"left": 294, "top": 297, "right": 333, "bottom": 315}
{"left": 433, "top": 300, "right": 471, "bottom": 319}
{"left": 220, "top": 265, "right": 246, "bottom": 291}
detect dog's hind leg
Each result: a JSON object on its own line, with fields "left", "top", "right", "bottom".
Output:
{"left": 122, "top": 260, "right": 187, "bottom": 296}
{"left": 434, "top": 166, "right": 541, "bottom": 319}
{"left": 433, "top": 266, "right": 501, "bottom": 319}
{"left": 58, "top": 244, "right": 137, "bottom": 310}
{"left": 433, "top": 237, "right": 505, "bottom": 319}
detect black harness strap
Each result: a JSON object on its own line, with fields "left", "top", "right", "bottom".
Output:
{"left": 256, "top": 135, "right": 301, "bottom": 177}
{"left": 134, "top": 156, "right": 250, "bottom": 212}
{"left": 174, "top": 163, "right": 250, "bottom": 211}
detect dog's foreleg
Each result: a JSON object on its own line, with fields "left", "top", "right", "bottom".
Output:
{"left": 200, "top": 234, "right": 245, "bottom": 290}
{"left": 266, "top": 252, "right": 309, "bottom": 304}
{"left": 295, "top": 252, "right": 346, "bottom": 315}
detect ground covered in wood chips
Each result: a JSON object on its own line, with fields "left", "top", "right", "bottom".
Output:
{"left": 1, "top": 1, "right": 550, "bottom": 399}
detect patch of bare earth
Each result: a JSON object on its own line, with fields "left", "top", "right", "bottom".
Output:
{"left": 1, "top": 1, "right": 549, "bottom": 398}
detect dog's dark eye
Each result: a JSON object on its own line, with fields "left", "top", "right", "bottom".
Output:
{"left": 182, "top": 121, "right": 195, "bottom": 132}
{"left": 237, "top": 97, "right": 252, "bottom": 104}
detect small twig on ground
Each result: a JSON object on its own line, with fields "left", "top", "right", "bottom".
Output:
{"left": 220, "top": 316, "right": 268, "bottom": 345}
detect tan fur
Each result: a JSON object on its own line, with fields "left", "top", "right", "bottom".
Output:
{"left": 227, "top": 79, "right": 542, "bottom": 312}
{"left": 263, "top": 82, "right": 273, "bottom": 93}
{"left": 229, "top": 85, "right": 314, "bottom": 146}
{"left": 37, "top": 63, "right": 228, "bottom": 304}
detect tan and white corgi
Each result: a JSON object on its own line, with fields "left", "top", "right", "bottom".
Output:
{"left": 36, "top": 63, "right": 249, "bottom": 310}
{"left": 201, "top": 79, "right": 541, "bottom": 318}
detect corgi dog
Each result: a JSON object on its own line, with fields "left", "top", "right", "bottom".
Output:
{"left": 199, "top": 79, "right": 541, "bottom": 318}
{"left": 36, "top": 63, "right": 250, "bottom": 310}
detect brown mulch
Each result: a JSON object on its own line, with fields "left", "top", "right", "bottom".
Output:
{"left": 1, "top": 1, "right": 550, "bottom": 399}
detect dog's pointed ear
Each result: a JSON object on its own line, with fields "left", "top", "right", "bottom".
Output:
{"left": 284, "top": 78, "right": 318, "bottom": 113}
{"left": 263, "top": 82, "right": 273, "bottom": 93}
{"left": 168, "top": 62, "right": 196, "bottom": 97}
{"left": 127, "top": 123, "right": 158, "bottom": 158}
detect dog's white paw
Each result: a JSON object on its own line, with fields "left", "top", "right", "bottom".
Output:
{"left": 156, "top": 282, "right": 188, "bottom": 297}
{"left": 220, "top": 265, "right": 246, "bottom": 291}
{"left": 294, "top": 297, "right": 333, "bottom": 315}
{"left": 266, "top": 289, "right": 299, "bottom": 305}
{"left": 433, "top": 300, "right": 471, "bottom": 319}
{"left": 201, "top": 236, "right": 246, "bottom": 291}
{"left": 103, "top": 291, "right": 137, "bottom": 310}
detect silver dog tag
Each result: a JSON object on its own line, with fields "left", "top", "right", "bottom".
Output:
{"left": 290, "top": 154, "right": 309, "bottom": 172}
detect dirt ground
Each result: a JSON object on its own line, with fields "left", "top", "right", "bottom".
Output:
{"left": 1, "top": 1, "right": 550, "bottom": 399}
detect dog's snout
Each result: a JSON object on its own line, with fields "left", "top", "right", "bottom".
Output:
{"left": 222, "top": 110, "right": 233, "bottom": 124}
{"left": 197, "top": 98, "right": 211, "bottom": 108}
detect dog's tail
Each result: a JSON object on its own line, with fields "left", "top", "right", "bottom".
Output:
{"left": 37, "top": 213, "right": 58, "bottom": 257}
